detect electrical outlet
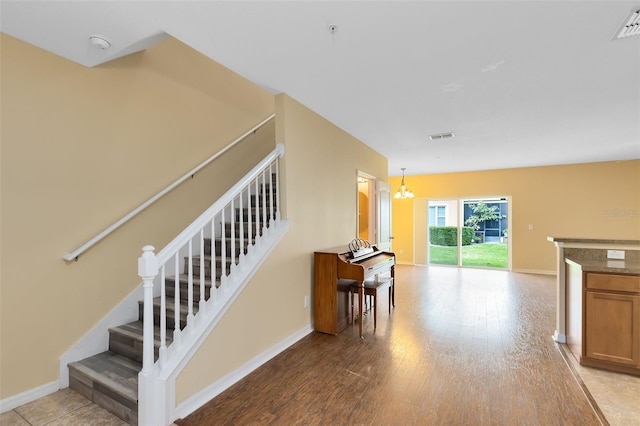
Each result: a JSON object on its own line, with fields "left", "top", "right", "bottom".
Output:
{"left": 528, "top": 224, "right": 534, "bottom": 230}
{"left": 607, "top": 250, "right": 625, "bottom": 260}
{"left": 304, "top": 295, "right": 309, "bottom": 307}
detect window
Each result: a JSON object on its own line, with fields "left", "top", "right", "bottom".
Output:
{"left": 429, "top": 205, "right": 447, "bottom": 227}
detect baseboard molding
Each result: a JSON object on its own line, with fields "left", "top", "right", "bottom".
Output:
{"left": 511, "top": 268, "right": 556, "bottom": 276}
{"left": 0, "top": 380, "right": 59, "bottom": 413}
{"left": 171, "top": 324, "right": 313, "bottom": 422}
{"left": 553, "top": 331, "right": 567, "bottom": 343}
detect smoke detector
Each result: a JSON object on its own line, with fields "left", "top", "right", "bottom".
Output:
{"left": 615, "top": 8, "right": 640, "bottom": 39}
{"left": 429, "top": 132, "right": 455, "bottom": 141}
{"left": 89, "top": 36, "right": 111, "bottom": 50}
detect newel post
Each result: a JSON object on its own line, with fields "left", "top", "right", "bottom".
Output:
{"left": 138, "top": 245, "right": 163, "bottom": 425}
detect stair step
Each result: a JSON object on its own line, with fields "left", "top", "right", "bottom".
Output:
{"left": 137, "top": 297, "right": 199, "bottom": 331}
{"left": 202, "top": 237, "right": 251, "bottom": 257}
{"left": 68, "top": 351, "right": 139, "bottom": 425}
{"left": 249, "top": 194, "right": 277, "bottom": 208}
{"left": 236, "top": 207, "right": 275, "bottom": 222}
{"left": 223, "top": 222, "right": 264, "bottom": 239}
{"left": 109, "top": 320, "right": 174, "bottom": 363}
{"left": 185, "top": 255, "right": 235, "bottom": 279}
{"left": 164, "top": 274, "right": 217, "bottom": 302}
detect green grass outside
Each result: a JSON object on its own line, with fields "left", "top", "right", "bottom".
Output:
{"left": 429, "top": 243, "right": 508, "bottom": 268}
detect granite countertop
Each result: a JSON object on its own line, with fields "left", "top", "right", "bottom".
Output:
{"left": 565, "top": 257, "right": 640, "bottom": 275}
{"left": 548, "top": 237, "right": 640, "bottom": 246}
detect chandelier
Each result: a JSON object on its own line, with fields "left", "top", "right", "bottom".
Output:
{"left": 394, "top": 168, "right": 414, "bottom": 199}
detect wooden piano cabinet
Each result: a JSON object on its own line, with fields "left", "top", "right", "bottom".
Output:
{"left": 582, "top": 272, "right": 640, "bottom": 375}
{"left": 314, "top": 251, "right": 354, "bottom": 334}
{"left": 314, "top": 245, "right": 395, "bottom": 337}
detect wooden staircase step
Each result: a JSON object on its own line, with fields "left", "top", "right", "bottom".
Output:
{"left": 185, "top": 255, "right": 235, "bottom": 279}
{"left": 223, "top": 222, "right": 264, "bottom": 239}
{"left": 202, "top": 237, "right": 251, "bottom": 257}
{"left": 235, "top": 208, "right": 275, "bottom": 222}
{"left": 164, "top": 274, "right": 218, "bottom": 301}
{"left": 109, "top": 320, "right": 173, "bottom": 363}
{"left": 249, "top": 194, "right": 277, "bottom": 208}
{"left": 68, "top": 351, "right": 139, "bottom": 425}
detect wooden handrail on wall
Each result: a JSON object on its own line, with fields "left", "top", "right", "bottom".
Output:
{"left": 62, "top": 114, "right": 275, "bottom": 262}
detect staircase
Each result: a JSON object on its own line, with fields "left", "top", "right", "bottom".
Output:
{"left": 68, "top": 174, "right": 279, "bottom": 425}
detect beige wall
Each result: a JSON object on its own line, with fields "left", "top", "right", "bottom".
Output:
{"left": 0, "top": 34, "right": 275, "bottom": 399}
{"left": 1, "top": 32, "right": 389, "bottom": 408}
{"left": 390, "top": 160, "right": 640, "bottom": 272}
{"left": 176, "top": 93, "right": 388, "bottom": 403}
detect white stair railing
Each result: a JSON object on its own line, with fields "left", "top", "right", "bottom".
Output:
{"left": 137, "top": 143, "right": 286, "bottom": 425}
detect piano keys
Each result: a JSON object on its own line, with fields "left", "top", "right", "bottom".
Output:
{"left": 314, "top": 244, "right": 395, "bottom": 337}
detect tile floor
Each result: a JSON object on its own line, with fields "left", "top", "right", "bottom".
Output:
{"left": 562, "top": 345, "right": 640, "bottom": 426}
{"left": 0, "top": 388, "right": 127, "bottom": 425}
{"left": 0, "top": 386, "right": 181, "bottom": 426}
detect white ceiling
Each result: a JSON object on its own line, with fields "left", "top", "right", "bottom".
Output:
{"left": 2, "top": 1, "right": 639, "bottom": 177}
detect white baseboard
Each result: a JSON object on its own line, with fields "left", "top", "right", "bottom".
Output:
{"left": 553, "top": 331, "right": 567, "bottom": 343}
{"left": 0, "top": 381, "right": 59, "bottom": 413}
{"left": 171, "top": 324, "right": 313, "bottom": 422}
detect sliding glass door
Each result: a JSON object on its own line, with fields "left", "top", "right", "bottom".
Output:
{"left": 428, "top": 197, "right": 509, "bottom": 269}
{"left": 428, "top": 200, "right": 460, "bottom": 266}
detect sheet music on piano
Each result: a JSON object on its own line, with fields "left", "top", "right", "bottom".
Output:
{"left": 348, "top": 238, "right": 374, "bottom": 259}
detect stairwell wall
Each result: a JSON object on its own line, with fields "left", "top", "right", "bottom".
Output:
{"left": 174, "top": 94, "right": 388, "bottom": 405}
{"left": 0, "top": 34, "right": 275, "bottom": 401}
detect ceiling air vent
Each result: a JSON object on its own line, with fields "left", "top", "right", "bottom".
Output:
{"left": 615, "top": 8, "right": 640, "bottom": 39}
{"left": 429, "top": 132, "right": 455, "bottom": 141}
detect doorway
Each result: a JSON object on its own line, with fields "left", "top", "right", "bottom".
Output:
{"left": 356, "top": 171, "right": 392, "bottom": 250}
{"left": 427, "top": 197, "right": 510, "bottom": 269}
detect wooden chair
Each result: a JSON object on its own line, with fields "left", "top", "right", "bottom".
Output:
{"left": 350, "top": 276, "right": 394, "bottom": 330}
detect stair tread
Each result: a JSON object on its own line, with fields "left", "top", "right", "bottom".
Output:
{"left": 109, "top": 320, "right": 174, "bottom": 345}
{"left": 68, "top": 351, "right": 139, "bottom": 402}
{"left": 171, "top": 274, "right": 214, "bottom": 286}
{"left": 150, "top": 296, "right": 201, "bottom": 312}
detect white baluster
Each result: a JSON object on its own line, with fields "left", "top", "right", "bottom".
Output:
{"left": 261, "top": 170, "right": 267, "bottom": 236}
{"left": 199, "top": 229, "right": 206, "bottom": 316}
{"left": 221, "top": 208, "right": 227, "bottom": 285}
{"left": 187, "top": 240, "right": 194, "bottom": 330}
{"left": 269, "top": 162, "right": 275, "bottom": 230}
{"left": 275, "top": 159, "right": 281, "bottom": 223}
{"left": 255, "top": 176, "right": 260, "bottom": 245}
{"left": 230, "top": 198, "right": 236, "bottom": 276}
{"left": 211, "top": 217, "right": 216, "bottom": 294}
{"left": 239, "top": 188, "right": 245, "bottom": 264}
{"left": 246, "top": 183, "right": 253, "bottom": 256}
{"left": 173, "top": 253, "right": 181, "bottom": 348}
{"left": 159, "top": 264, "right": 167, "bottom": 367}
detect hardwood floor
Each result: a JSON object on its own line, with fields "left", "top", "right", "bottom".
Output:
{"left": 176, "top": 265, "right": 604, "bottom": 425}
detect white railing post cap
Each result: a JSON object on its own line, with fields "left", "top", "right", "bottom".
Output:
{"left": 138, "top": 245, "right": 158, "bottom": 278}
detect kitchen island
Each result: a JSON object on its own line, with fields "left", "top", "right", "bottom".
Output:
{"left": 548, "top": 237, "right": 640, "bottom": 375}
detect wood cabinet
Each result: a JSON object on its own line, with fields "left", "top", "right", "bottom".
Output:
{"left": 582, "top": 272, "right": 640, "bottom": 375}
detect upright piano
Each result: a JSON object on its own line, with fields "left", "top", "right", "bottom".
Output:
{"left": 314, "top": 244, "right": 395, "bottom": 337}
